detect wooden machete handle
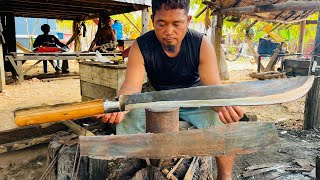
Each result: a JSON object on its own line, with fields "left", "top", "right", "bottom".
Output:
{"left": 15, "top": 99, "right": 105, "bottom": 126}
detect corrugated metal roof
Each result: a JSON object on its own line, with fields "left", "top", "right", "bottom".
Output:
{"left": 0, "top": 0, "right": 151, "bottom": 20}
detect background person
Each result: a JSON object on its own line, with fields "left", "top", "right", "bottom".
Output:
{"left": 33, "top": 24, "right": 70, "bottom": 74}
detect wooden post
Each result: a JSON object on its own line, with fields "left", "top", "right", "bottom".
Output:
{"left": 0, "top": 41, "right": 5, "bottom": 92}
{"left": 304, "top": 15, "right": 320, "bottom": 130}
{"left": 212, "top": 15, "right": 228, "bottom": 80}
{"left": 141, "top": 7, "right": 150, "bottom": 35}
{"left": 73, "top": 20, "right": 81, "bottom": 52}
{"left": 2, "top": 14, "right": 18, "bottom": 79}
{"left": 297, "top": 20, "right": 306, "bottom": 54}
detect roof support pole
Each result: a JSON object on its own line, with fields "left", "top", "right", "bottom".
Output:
{"left": 297, "top": 20, "right": 306, "bottom": 54}
{"left": 1, "top": 14, "right": 19, "bottom": 80}
{"left": 141, "top": 7, "right": 150, "bottom": 35}
{"left": 73, "top": 19, "right": 81, "bottom": 52}
{"left": 0, "top": 20, "right": 4, "bottom": 92}
{"left": 0, "top": 39, "right": 4, "bottom": 92}
{"left": 304, "top": 15, "right": 320, "bottom": 130}
{"left": 212, "top": 14, "right": 229, "bottom": 80}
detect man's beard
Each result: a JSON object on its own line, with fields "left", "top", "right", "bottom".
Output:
{"left": 163, "top": 45, "right": 176, "bottom": 53}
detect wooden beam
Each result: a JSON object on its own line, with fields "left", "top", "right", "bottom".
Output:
{"left": 212, "top": 1, "right": 320, "bottom": 16}
{"left": 212, "top": 15, "right": 227, "bottom": 80}
{"left": 297, "top": 20, "right": 306, "bottom": 53}
{"left": 0, "top": 134, "right": 54, "bottom": 154}
{"left": 62, "top": 121, "right": 95, "bottom": 136}
{"left": 0, "top": 123, "right": 68, "bottom": 145}
{"left": 246, "top": 20, "right": 258, "bottom": 30}
{"left": 304, "top": 14, "right": 320, "bottom": 130}
{"left": 141, "top": 7, "right": 150, "bottom": 35}
{"left": 80, "top": 122, "right": 279, "bottom": 159}
{"left": 306, "top": 20, "right": 317, "bottom": 25}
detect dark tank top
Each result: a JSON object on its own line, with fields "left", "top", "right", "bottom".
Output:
{"left": 137, "top": 29, "right": 203, "bottom": 91}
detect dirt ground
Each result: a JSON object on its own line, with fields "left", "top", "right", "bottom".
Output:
{"left": 0, "top": 58, "right": 319, "bottom": 179}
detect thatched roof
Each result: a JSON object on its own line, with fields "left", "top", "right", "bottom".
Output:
{"left": 206, "top": 0, "right": 318, "bottom": 24}
{"left": 0, "top": 0, "right": 151, "bottom": 20}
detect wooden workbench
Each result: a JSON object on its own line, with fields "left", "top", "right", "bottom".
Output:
{"left": 4, "top": 52, "right": 122, "bottom": 81}
{"left": 79, "top": 61, "right": 127, "bottom": 101}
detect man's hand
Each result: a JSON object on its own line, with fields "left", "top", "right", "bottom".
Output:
{"left": 94, "top": 111, "right": 130, "bottom": 124}
{"left": 213, "top": 106, "right": 244, "bottom": 124}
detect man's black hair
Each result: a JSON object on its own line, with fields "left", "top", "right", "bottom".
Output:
{"left": 152, "top": 0, "right": 190, "bottom": 16}
{"left": 41, "top": 24, "right": 50, "bottom": 32}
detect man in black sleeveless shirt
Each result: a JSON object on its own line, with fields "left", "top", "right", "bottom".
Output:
{"left": 96, "top": 1, "right": 244, "bottom": 179}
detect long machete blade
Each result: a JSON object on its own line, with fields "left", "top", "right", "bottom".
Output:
{"left": 118, "top": 75, "right": 314, "bottom": 110}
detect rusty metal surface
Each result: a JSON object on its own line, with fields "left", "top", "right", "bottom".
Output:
{"left": 79, "top": 122, "right": 279, "bottom": 160}
{"left": 145, "top": 107, "right": 179, "bottom": 133}
{"left": 119, "top": 76, "right": 314, "bottom": 110}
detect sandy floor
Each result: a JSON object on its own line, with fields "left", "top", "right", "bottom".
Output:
{"left": 0, "top": 60, "right": 81, "bottom": 131}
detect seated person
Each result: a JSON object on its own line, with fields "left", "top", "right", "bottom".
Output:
{"left": 33, "top": 24, "right": 70, "bottom": 74}
{"left": 88, "top": 16, "right": 117, "bottom": 52}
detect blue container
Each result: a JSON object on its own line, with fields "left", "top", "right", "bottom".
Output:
{"left": 112, "top": 20, "right": 123, "bottom": 40}
{"left": 258, "top": 38, "right": 279, "bottom": 55}
{"left": 57, "top": 32, "right": 64, "bottom": 39}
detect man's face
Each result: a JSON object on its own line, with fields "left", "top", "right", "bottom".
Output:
{"left": 153, "top": 6, "right": 191, "bottom": 53}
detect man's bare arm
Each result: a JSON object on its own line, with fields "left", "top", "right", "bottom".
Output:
{"left": 117, "top": 41, "right": 145, "bottom": 96}
{"left": 198, "top": 37, "right": 221, "bottom": 86}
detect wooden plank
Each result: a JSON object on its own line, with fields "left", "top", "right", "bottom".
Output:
{"left": 15, "top": 99, "right": 104, "bottom": 126}
{"left": 79, "top": 62, "right": 126, "bottom": 90}
{"left": 0, "top": 123, "right": 68, "bottom": 144}
{"left": 80, "top": 80, "right": 117, "bottom": 100}
{"left": 80, "top": 122, "right": 279, "bottom": 159}
{"left": 243, "top": 165, "right": 287, "bottom": 177}
{"left": 0, "top": 134, "right": 54, "bottom": 154}
{"left": 265, "top": 48, "right": 280, "bottom": 71}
